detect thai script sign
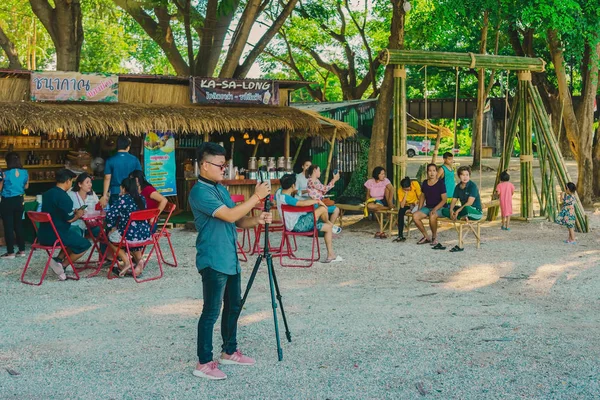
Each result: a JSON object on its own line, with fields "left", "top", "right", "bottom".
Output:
{"left": 144, "top": 131, "right": 177, "bottom": 196}
{"left": 191, "top": 77, "right": 279, "bottom": 106}
{"left": 30, "top": 72, "right": 119, "bottom": 102}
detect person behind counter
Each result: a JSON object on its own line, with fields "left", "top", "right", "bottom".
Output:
{"left": 0, "top": 152, "right": 29, "bottom": 259}
{"left": 99, "top": 135, "right": 142, "bottom": 208}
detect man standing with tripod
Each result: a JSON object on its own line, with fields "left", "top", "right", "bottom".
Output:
{"left": 189, "top": 142, "right": 271, "bottom": 380}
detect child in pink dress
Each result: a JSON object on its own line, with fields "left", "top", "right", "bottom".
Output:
{"left": 496, "top": 171, "right": 515, "bottom": 231}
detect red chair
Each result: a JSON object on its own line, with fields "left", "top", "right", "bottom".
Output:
{"left": 21, "top": 212, "right": 79, "bottom": 286}
{"left": 153, "top": 202, "right": 178, "bottom": 268}
{"left": 107, "top": 208, "right": 163, "bottom": 283}
{"left": 278, "top": 205, "right": 321, "bottom": 268}
{"left": 231, "top": 194, "right": 251, "bottom": 261}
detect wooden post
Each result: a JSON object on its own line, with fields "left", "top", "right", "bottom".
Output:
{"left": 284, "top": 131, "right": 290, "bottom": 158}
{"left": 518, "top": 71, "right": 533, "bottom": 219}
{"left": 392, "top": 66, "right": 407, "bottom": 191}
{"left": 324, "top": 130, "right": 337, "bottom": 185}
{"left": 204, "top": 132, "right": 209, "bottom": 143}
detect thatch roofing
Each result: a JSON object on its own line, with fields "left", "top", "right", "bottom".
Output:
{"left": 0, "top": 102, "right": 354, "bottom": 138}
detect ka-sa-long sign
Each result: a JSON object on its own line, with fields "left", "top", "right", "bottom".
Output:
{"left": 191, "top": 77, "right": 279, "bottom": 106}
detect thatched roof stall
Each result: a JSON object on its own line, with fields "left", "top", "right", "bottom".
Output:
{"left": 0, "top": 102, "right": 330, "bottom": 137}
{"left": 0, "top": 71, "right": 355, "bottom": 141}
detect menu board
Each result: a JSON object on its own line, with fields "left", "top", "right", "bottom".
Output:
{"left": 143, "top": 131, "right": 177, "bottom": 196}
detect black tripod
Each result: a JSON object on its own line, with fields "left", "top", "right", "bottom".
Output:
{"left": 228, "top": 196, "right": 291, "bottom": 361}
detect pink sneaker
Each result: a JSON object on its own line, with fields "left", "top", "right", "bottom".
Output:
{"left": 193, "top": 361, "right": 227, "bottom": 380}
{"left": 219, "top": 350, "right": 256, "bottom": 366}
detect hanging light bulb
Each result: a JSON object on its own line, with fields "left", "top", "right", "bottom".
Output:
{"left": 245, "top": 139, "right": 252, "bottom": 145}
{"left": 230, "top": 135, "right": 235, "bottom": 142}
{"left": 250, "top": 139, "right": 256, "bottom": 145}
{"left": 264, "top": 138, "right": 270, "bottom": 144}
{"left": 243, "top": 132, "right": 249, "bottom": 139}
{"left": 22, "top": 128, "right": 29, "bottom": 136}
{"left": 257, "top": 133, "right": 264, "bottom": 140}
{"left": 57, "top": 127, "right": 64, "bottom": 134}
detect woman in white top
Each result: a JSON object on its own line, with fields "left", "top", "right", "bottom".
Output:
{"left": 68, "top": 172, "right": 100, "bottom": 235}
{"left": 295, "top": 159, "right": 311, "bottom": 199}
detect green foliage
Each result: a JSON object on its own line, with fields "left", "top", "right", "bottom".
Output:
{"left": 0, "top": 0, "right": 54, "bottom": 69}
{"left": 341, "top": 137, "right": 370, "bottom": 199}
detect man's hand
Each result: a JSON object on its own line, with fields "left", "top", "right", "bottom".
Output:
{"left": 254, "top": 182, "right": 271, "bottom": 200}
{"left": 317, "top": 200, "right": 327, "bottom": 208}
{"left": 74, "top": 209, "right": 85, "bottom": 219}
{"left": 257, "top": 211, "right": 272, "bottom": 225}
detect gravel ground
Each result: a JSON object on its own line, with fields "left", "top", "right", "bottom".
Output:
{"left": 2, "top": 159, "right": 600, "bottom": 399}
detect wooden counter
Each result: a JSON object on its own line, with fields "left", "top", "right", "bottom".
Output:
{"left": 223, "top": 179, "right": 281, "bottom": 201}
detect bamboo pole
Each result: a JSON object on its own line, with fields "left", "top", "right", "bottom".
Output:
{"left": 284, "top": 131, "right": 290, "bottom": 158}
{"left": 518, "top": 72, "right": 534, "bottom": 219}
{"left": 292, "top": 138, "right": 305, "bottom": 164}
{"left": 392, "top": 66, "right": 407, "bottom": 190}
{"left": 381, "top": 49, "right": 546, "bottom": 72}
{"left": 527, "top": 82, "right": 588, "bottom": 232}
{"left": 324, "top": 131, "right": 337, "bottom": 185}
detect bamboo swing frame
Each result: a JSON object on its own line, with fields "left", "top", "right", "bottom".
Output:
{"left": 380, "top": 49, "right": 588, "bottom": 233}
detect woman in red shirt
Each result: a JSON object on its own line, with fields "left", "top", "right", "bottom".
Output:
{"left": 129, "top": 170, "right": 168, "bottom": 216}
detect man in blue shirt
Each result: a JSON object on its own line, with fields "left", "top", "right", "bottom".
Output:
{"left": 38, "top": 169, "right": 90, "bottom": 281}
{"left": 189, "top": 142, "right": 271, "bottom": 380}
{"left": 99, "top": 136, "right": 142, "bottom": 208}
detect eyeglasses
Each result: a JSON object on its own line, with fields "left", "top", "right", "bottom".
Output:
{"left": 205, "top": 161, "right": 227, "bottom": 170}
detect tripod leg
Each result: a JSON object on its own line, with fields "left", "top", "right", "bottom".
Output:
{"left": 270, "top": 261, "right": 292, "bottom": 343}
{"left": 265, "top": 253, "right": 284, "bottom": 361}
{"left": 223, "top": 254, "right": 263, "bottom": 352}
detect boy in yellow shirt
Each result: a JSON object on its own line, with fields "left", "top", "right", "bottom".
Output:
{"left": 393, "top": 176, "right": 422, "bottom": 242}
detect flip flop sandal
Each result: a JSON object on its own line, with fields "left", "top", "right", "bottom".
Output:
{"left": 432, "top": 243, "right": 446, "bottom": 250}
{"left": 430, "top": 239, "right": 438, "bottom": 246}
{"left": 379, "top": 233, "right": 388, "bottom": 239}
{"left": 417, "top": 237, "right": 431, "bottom": 245}
{"left": 449, "top": 245, "right": 464, "bottom": 252}
{"left": 392, "top": 236, "right": 406, "bottom": 243}
{"left": 374, "top": 232, "right": 382, "bottom": 239}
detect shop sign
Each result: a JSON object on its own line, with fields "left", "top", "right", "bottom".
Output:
{"left": 144, "top": 131, "right": 177, "bottom": 196}
{"left": 30, "top": 71, "right": 119, "bottom": 102}
{"left": 191, "top": 77, "right": 279, "bottom": 106}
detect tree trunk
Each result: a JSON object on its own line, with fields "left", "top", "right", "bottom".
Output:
{"left": 575, "top": 42, "right": 600, "bottom": 204}
{"left": 0, "top": 25, "right": 22, "bottom": 69}
{"left": 471, "top": 11, "right": 489, "bottom": 169}
{"left": 593, "top": 122, "right": 600, "bottom": 197}
{"left": 219, "top": 0, "right": 262, "bottom": 78}
{"left": 367, "top": 0, "right": 405, "bottom": 174}
{"left": 30, "top": 0, "right": 83, "bottom": 71}
{"left": 547, "top": 30, "right": 580, "bottom": 161}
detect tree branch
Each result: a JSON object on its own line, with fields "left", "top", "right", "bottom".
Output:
{"left": 0, "top": 23, "right": 22, "bottom": 69}
{"left": 234, "top": 0, "right": 300, "bottom": 78}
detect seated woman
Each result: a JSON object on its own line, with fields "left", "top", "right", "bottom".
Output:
{"left": 393, "top": 176, "right": 422, "bottom": 242}
{"left": 364, "top": 167, "right": 395, "bottom": 211}
{"left": 306, "top": 165, "right": 341, "bottom": 224}
{"left": 68, "top": 173, "right": 100, "bottom": 237}
{"left": 105, "top": 178, "right": 152, "bottom": 277}
{"left": 129, "top": 170, "right": 168, "bottom": 230}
